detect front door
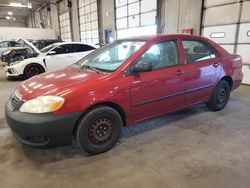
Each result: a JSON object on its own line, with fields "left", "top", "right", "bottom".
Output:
{"left": 45, "top": 44, "right": 77, "bottom": 71}
{"left": 130, "top": 40, "right": 186, "bottom": 122}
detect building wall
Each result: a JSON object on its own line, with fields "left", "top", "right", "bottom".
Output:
{"left": 160, "top": 0, "right": 203, "bottom": 35}
{"left": 78, "top": 0, "right": 99, "bottom": 44}
{"left": 0, "top": 19, "right": 27, "bottom": 28}
{"left": 57, "top": 0, "right": 81, "bottom": 42}
{"left": 0, "top": 27, "right": 56, "bottom": 41}
{"left": 50, "top": 3, "right": 60, "bottom": 37}
{"left": 71, "top": 0, "right": 80, "bottom": 41}
{"left": 202, "top": 0, "right": 250, "bottom": 84}
{"left": 98, "top": 0, "right": 115, "bottom": 45}
{"left": 59, "top": 0, "right": 70, "bottom": 14}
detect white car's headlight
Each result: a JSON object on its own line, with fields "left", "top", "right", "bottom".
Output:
{"left": 20, "top": 96, "right": 65, "bottom": 113}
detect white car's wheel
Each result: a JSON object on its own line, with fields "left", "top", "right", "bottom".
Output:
{"left": 24, "top": 64, "right": 45, "bottom": 78}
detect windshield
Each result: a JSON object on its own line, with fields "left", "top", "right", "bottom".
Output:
{"left": 11, "top": 40, "right": 26, "bottom": 49}
{"left": 32, "top": 41, "right": 43, "bottom": 50}
{"left": 40, "top": 43, "right": 58, "bottom": 54}
{"left": 75, "top": 40, "right": 146, "bottom": 72}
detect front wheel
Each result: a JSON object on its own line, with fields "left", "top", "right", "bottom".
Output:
{"left": 207, "top": 80, "right": 231, "bottom": 111}
{"left": 76, "top": 106, "right": 123, "bottom": 155}
{"left": 24, "top": 64, "right": 44, "bottom": 78}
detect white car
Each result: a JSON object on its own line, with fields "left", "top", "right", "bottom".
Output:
{"left": 5, "top": 42, "right": 97, "bottom": 78}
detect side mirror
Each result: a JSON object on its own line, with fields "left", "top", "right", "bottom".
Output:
{"left": 132, "top": 62, "right": 153, "bottom": 73}
{"left": 48, "top": 51, "right": 56, "bottom": 55}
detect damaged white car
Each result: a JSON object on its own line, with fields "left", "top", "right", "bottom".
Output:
{"left": 5, "top": 42, "right": 97, "bottom": 78}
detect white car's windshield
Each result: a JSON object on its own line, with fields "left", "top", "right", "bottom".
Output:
{"left": 75, "top": 40, "right": 146, "bottom": 73}
{"left": 40, "top": 44, "right": 58, "bottom": 54}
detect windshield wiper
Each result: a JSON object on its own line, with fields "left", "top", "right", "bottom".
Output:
{"left": 81, "top": 65, "right": 102, "bottom": 74}
{"left": 73, "top": 61, "right": 81, "bottom": 67}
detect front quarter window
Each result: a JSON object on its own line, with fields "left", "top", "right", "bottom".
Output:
{"left": 77, "top": 40, "right": 146, "bottom": 72}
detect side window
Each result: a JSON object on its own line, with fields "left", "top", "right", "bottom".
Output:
{"left": 0, "top": 42, "right": 8, "bottom": 48}
{"left": 182, "top": 40, "right": 217, "bottom": 64}
{"left": 10, "top": 42, "right": 15, "bottom": 47}
{"left": 53, "top": 44, "right": 73, "bottom": 55}
{"left": 13, "top": 42, "right": 22, "bottom": 47}
{"left": 73, "top": 44, "right": 96, "bottom": 53}
{"left": 136, "top": 40, "right": 179, "bottom": 70}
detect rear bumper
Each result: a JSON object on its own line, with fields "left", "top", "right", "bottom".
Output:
{"left": 232, "top": 80, "right": 242, "bottom": 90}
{"left": 5, "top": 103, "right": 82, "bottom": 148}
{"left": 232, "top": 71, "right": 243, "bottom": 90}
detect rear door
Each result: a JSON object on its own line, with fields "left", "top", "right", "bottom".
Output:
{"left": 181, "top": 39, "right": 221, "bottom": 105}
{"left": 130, "top": 40, "right": 186, "bottom": 122}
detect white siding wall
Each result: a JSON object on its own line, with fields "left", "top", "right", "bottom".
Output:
{"left": 115, "top": 0, "right": 157, "bottom": 39}
{"left": 160, "top": 0, "right": 202, "bottom": 35}
{"left": 202, "top": 0, "right": 250, "bottom": 84}
{"left": 59, "top": 12, "right": 72, "bottom": 42}
{"left": 0, "top": 27, "right": 56, "bottom": 41}
{"left": 78, "top": 0, "right": 99, "bottom": 44}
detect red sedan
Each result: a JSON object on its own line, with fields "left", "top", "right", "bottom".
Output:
{"left": 5, "top": 35, "right": 243, "bottom": 155}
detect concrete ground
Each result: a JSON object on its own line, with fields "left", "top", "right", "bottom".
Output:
{"left": 0, "top": 64, "right": 250, "bottom": 188}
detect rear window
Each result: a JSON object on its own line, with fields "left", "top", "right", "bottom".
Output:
{"left": 73, "top": 44, "right": 96, "bottom": 52}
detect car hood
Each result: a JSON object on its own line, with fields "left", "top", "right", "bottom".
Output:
{"left": 16, "top": 38, "right": 41, "bottom": 54}
{"left": 16, "top": 67, "right": 110, "bottom": 100}
{"left": 10, "top": 56, "right": 42, "bottom": 66}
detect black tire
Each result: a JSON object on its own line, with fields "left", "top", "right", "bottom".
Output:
{"left": 76, "top": 106, "right": 123, "bottom": 155}
{"left": 24, "top": 64, "right": 45, "bottom": 78}
{"left": 207, "top": 80, "right": 231, "bottom": 111}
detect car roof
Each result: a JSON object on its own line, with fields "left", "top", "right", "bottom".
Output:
{"left": 32, "top": 39, "right": 62, "bottom": 42}
{"left": 0, "top": 40, "right": 16, "bottom": 43}
{"left": 120, "top": 34, "right": 208, "bottom": 42}
{"left": 54, "top": 42, "right": 97, "bottom": 48}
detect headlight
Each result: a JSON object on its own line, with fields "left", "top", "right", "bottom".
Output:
{"left": 20, "top": 96, "right": 65, "bottom": 113}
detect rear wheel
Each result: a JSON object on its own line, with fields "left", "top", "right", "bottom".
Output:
{"left": 24, "top": 64, "right": 44, "bottom": 78}
{"left": 207, "top": 80, "right": 231, "bottom": 111}
{"left": 76, "top": 106, "right": 123, "bottom": 155}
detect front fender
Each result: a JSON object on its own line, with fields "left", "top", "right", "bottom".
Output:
{"left": 53, "top": 79, "right": 132, "bottom": 125}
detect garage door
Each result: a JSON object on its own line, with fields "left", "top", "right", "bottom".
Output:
{"left": 202, "top": 0, "right": 250, "bottom": 85}
{"left": 115, "top": 0, "right": 157, "bottom": 39}
{"left": 59, "top": 12, "right": 72, "bottom": 42}
{"left": 78, "top": 0, "right": 99, "bottom": 44}
{"left": 237, "top": 1, "right": 250, "bottom": 85}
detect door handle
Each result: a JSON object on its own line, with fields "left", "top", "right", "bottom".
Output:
{"left": 213, "top": 63, "right": 219, "bottom": 68}
{"left": 175, "top": 70, "right": 185, "bottom": 75}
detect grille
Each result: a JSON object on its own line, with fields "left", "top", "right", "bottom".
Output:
{"left": 8, "top": 93, "right": 23, "bottom": 111}
{"left": 7, "top": 69, "right": 13, "bottom": 74}
{"left": 7, "top": 68, "right": 16, "bottom": 74}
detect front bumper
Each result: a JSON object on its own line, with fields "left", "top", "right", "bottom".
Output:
{"left": 4, "top": 66, "right": 22, "bottom": 78}
{"left": 5, "top": 102, "right": 82, "bottom": 148}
